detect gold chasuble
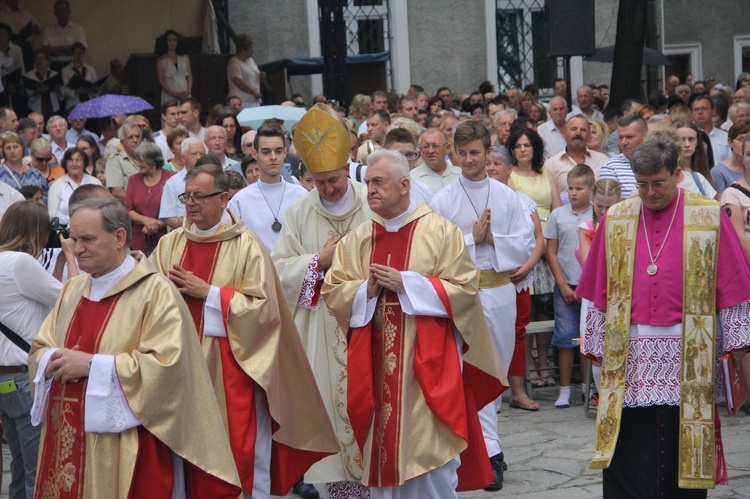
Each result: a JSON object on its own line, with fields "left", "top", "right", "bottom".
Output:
{"left": 150, "top": 212, "right": 339, "bottom": 495}
{"left": 29, "top": 254, "right": 241, "bottom": 498}
{"left": 322, "top": 204, "right": 507, "bottom": 490}
{"left": 593, "top": 191, "right": 720, "bottom": 489}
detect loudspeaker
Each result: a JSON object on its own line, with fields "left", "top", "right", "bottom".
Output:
{"left": 547, "top": 0, "right": 595, "bottom": 57}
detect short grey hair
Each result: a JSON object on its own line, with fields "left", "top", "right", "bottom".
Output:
{"left": 549, "top": 96, "right": 568, "bottom": 109}
{"left": 181, "top": 137, "right": 206, "bottom": 155}
{"left": 489, "top": 145, "right": 512, "bottom": 165}
{"left": 493, "top": 108, "right": 517, "bottom": 125}
{"left": 565, "top": 113, "right": 591, "bottom": 126}
{"left": 205, "top": 125, "right": 227, "bottom": 141}
{"left": 70, "top": 198, "right": 132, "bottom": 246}
{"left": 29, "top": 137, "right": 52, "bottom": 155}
{"left": 133, "top": 142, "right": 164, "bottom": 169}
{"left": 366, "top": 149, "right": 410, "bottom": 181}
{"left": 118, "top": 122, "right": 142, "bottom": 140}
{"left": 630, "top": 140, "right": 678, "bottom": 176}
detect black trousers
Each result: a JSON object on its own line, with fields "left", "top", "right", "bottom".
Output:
{"left": 603, "top": 405, "right": 708, "bottom": 499}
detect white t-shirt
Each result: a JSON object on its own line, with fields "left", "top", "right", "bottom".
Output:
{"left": 226, "top": 56, "right": 260, "bottom": 105}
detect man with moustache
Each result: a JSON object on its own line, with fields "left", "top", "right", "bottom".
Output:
{"left": 545, "top": 115, "right": 608, "bottom": 196}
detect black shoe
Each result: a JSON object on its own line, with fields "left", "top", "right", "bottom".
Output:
{"left": 484, "top": 452, "right": 505, "bottom": 491}
{"left": 292, "top": 478, "right": 320, "bottom": 499}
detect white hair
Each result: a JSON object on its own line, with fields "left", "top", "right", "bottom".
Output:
{"left": 493, "top": 108, "right": 517, "bottom": 125}
{"left": 549, "top": 96, "right": 568, "bottom": 109}
{"left": 181, "top": 137, "right": 206, "bottom": 155}
{"left": 366, "top": 149, "right": 410, "bottom": 181}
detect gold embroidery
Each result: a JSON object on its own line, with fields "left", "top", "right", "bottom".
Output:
{"left": 41, "top": 389, "right": 81, "bottom": 498}
{"left": 302, "top": 126, "right": 332, "bottom": 152}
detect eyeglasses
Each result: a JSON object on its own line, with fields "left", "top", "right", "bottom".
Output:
{"left": 634, "top": 179, "right": 670, "bottom": 191}
{"left": 33, "top": 155, "right": 53, "bottom": 163}
{"left": 420, "top": 143, "right": 447, "bottom": 151}
{"left": 178, "top": 191, "right": 225, "bottom": 204}
{"left": 402, "top": 152, "right": 420, "bottom": 161}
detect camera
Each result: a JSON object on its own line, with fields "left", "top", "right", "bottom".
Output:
{"left": 46, "top": 217, "right": 70, "bottom": 249}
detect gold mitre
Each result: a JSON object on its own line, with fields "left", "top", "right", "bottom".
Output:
{"left": 294, "top": 103, "right": 350, "bottom": 173}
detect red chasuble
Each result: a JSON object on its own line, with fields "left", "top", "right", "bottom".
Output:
{"left": 36, "top": 296, "right": 174, "bottom": 499}
{"left": 347, "top": 219, "right": 497, "bottom": 490}
{"left": 179, "top": 239, "right": 324, "bottom": 496}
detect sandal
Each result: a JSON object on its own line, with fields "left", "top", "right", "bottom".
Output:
{"left": 509, "top": 395, "right": 540, "bottom": 411}
{"left": 529, "top": 372, "right": 545, "bottom": 388}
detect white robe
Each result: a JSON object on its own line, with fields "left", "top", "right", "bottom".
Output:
{"left": 430, "top": 175, "right": 535, "bottom": 456}
{"left": 228, "top": 178, "right": 307, "bottom": 252}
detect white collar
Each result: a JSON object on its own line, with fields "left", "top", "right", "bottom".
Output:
{"left": 89, "top": 254, "right": 136, "bottom": 302}
{"left": 194, "top": 209, "right": 231, "bottom": 236}
{"left": 382, "top": 201, "right": 416, "bottom": 232}
{"left": 320, "top": 183, "right": 352, "bottom": 215}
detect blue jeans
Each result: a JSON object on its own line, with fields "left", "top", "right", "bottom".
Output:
{"left": 0, "top": 372, "right": 41, "bottom": 499}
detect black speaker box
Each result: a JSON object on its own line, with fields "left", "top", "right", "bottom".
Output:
{"left": 547, "top": 0, "right": 595, "bottom": 57}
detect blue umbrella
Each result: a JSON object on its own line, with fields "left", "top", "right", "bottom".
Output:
{"left": 67, "top": 94, "right": 154, "bottom": 120}
{"left": 237, "top": 105, "right": 306, "bottom": 129}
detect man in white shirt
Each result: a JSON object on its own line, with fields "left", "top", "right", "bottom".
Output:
{"left": 410, "top": 128, "right": 461, "bottom": 193}
{"left": 41, "top": 0, "right": 87, "bottom": 71}
{"left": 153, "top": 98, "right": 179, "bottom": 161}
{"left": 177, "top": 97, "right": 205, "bottom": 141}
{"left": 204, "top": 125, "right": 241, "bottom": 174}
{"left": 159, "top": 137, "right": 206, "bottom": 229}
{"left": 691, "top": 93, "right": 731, "bottom": 165}
{"left": 65, "top": 117, "right": 95, "bottom": 144}
{"left": 538, "top": 97, "right": 568, "bottom": 158}
{"left": 0, "top": 179, "right": 22, "bottom": 219}
{"left": 0, "top": 0, "right": 39, "bottom": 70}
{"left": 46, "top": 115, "right": 74, "bottom": 162}
{"left": 228, "top": 122, "right": 306, "bottom": 251}
{"left": 226, "top": 34, "right": 262, "bottom": 108}
{"left": 61, "top": 42, "right": 97, "bottom": 111}
{"left": 569, "top": 86, "right": 604, "bottom": 121}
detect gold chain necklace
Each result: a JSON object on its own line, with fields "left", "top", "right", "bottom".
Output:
{"left": 641, "top": 189, "right": 681, "bottom": 276}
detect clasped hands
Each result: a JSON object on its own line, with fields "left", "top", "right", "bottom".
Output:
{"left": 472, "top": 209, "right": 494, "bottom": 246}
{"left": 367, "top": 264, "right": 403, "bottom": 298}
{"left": 45, "top": 345, "right": 93, "bottom": 384}
{"left": 168, "top": 264, "right": 210, "bottom": 299}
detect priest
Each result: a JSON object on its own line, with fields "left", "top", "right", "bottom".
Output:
{"left": 322, "top": 150, "right": 507, "bottom": 497}
{"left": 578, "top": 139, "right": 750, "bottom": 497}
{"left": 228, "top": 121, "right": 307, "bottom": 251}
{"left": 430, "top": 120, "right": 535, "bottom": 491}
{"left": 272, "top": 104, "right": 373, "bottom": 498}
{"left": 29, "top": 198, "right": 242, "bottom": 498}
{"left": 150, "top": 164, "right": 339, "bottom": 498}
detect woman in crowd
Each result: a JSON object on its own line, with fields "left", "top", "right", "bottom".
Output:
{"left": 347, "top": 94, "right": 371, "bottom": 130}
{"left": 28, "top": 138, "right": 64, "bottom": 184}
{"left": 416, "top": 91, "right": 429, "bottom": 111}
{"left": 216, "top": 112, "right": 243, "bottom": 161}
{"left": 674, "top": 121, "right": 718, "bottom": 198}
{"left": 25, "top": 49, "right": 61, "bottom": 119}
{"left": 587, "top": 119, "right": 610, "bottom": 156}
{"left": 75, "top": 135, "right": 102, "bottom": 176}
{"left": 528, "top": 102, "right": 547, "bottom": 125}
{"left": 0, "top": 200, "right": 78, "bottom": 499}
{"left": 163, "top": 126, "right": 190, "bottom": 172}
{"left": 427, "top": 95, "right": 444, "bottom": 115}
{"left": 487, "top": 145, "right": 543, "bottom": 410}
{"left": 713, "top": 120, "right": 750, "bottom": 192}
{"left": 507, "top": 127, "right": 561, "bottom": 388}
{"left": 242, "top": 156, "right": 260, "bottom": 185}
{"left": 47, "top": 147, "right": 102, "bottom": 224}
{"left": 1, "top": 134, "right": 46, "bottom": 194}
{"left": 519, "top": 91, "right": 535, "bottom": 117}
{"left": 156, "top": 29, "right": 192, "bottom": 104}
{"left": 94, "top": 158, "right": 107, "bottom": 185}
{"left": 125, "top": 142, "right": 175, "bottom": 255}
{"left": 720, "top": 134, "right": 750, "bottom": 411}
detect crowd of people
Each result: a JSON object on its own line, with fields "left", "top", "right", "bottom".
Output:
{"left": 0, "top": 3, "right": 748, "bottom": 497}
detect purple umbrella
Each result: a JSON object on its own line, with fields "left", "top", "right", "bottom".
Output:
{"left": 67, "top": 94, "right": 154, "bottom": 120}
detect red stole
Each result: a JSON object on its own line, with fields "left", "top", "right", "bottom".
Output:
{"left": 347, "top": 220, "right": 499, "bottom": 490}
{"left": 179, "top": 238, "right": 328, "bottom": 495}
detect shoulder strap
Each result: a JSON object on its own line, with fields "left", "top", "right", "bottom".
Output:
{"left": 0, "top": 321, "right": 30, "bottom": 353}
{"left": 690, "top": 172, "right": 707, "bottom": 196}
{"left": 729, "top": 183, "right": 750, "bottom": 199}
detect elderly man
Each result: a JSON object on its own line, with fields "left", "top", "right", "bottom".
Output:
{"left": 431, "top": 120, "right": 535, "bottom": 491}
{"left": 322, "top": 149, "right": 507, "bottom": 497}
{"left": 356, "top": 109, "right": 390, "bottom": 164}
{"left": 159, "top": 137, "right": 206, "bottom": 229}
{"left": 17, "top": 117, "right": 37, "bottom": 153}
{"left": 104, "top": 122, "right": 142, "bottom": 201}
{"left": 151, "top": 165, "right": 338, "bottom": 497}
{"left": 272, "top": 104, "right": 374, "bottom": 498}
{"left": 204, "top": 125, "right": 241, "bottom": 173}
{"left": 30, "top": 198, "right": 242, "bottom": 497}
{"left": 599, "top": 115, "right": 648, "bottom": 198}
{"left": 578, "top": 140, "right": 750, "bottom": 497}
{"left": 493, "top": 109, "right": 516, "bottom": 146}
{"left": 384, "top": 127, "right": 433, "bottom": 204}
{"left": 177, "top": 97, "right": 205, "bottom": 141}
{"left": 571, "top": 86, "right": 604, "bottom": 121}
{"left": 538, "top": 96, "right": 568, "bottom": 158}
{"left": 665, "top": 75, "right": 679, "bottom": 97}
{"left": 228, "top": 122, "right": 306, "bottom": 251}
{"left": 544, "top": 114, "right": 608, "bottom": 196}
{"left": 46, "top": 115, "right": 74, "bottom": 162}
{"left": 410, "top": 128, "right": 461, "bottom": 194}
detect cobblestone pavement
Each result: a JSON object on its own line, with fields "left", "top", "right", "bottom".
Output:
{"left": 4, "top": 386, "right": 748, "bottom": 497}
